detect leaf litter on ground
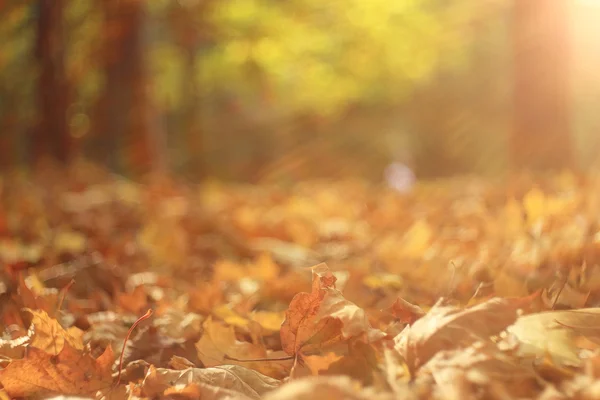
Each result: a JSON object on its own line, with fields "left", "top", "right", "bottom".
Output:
{"left": 3, "top": 165, "right": 600, "bottom": 398}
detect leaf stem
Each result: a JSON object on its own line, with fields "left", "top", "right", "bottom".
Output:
{"left": 56, "top": 279, "right": 75, "bottom": 316}
{"left": 115, "top": 309, "right": 153, "bottom": 387}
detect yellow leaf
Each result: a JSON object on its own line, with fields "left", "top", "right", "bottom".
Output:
{"left": 53, "top": 230, "right": 87, "bottom": 254}
{"left": 363, "top": 274, "right": 403, "bottom": 290}
{"left": 399, "top": 220, "right": 432, "bottom": 258}
{"left": 523, "top": 187, "right": 546, "bottom": 224}
{"left": 251, "top": 311, "right": 286, "bottom": 333}
{"left": 213, "top": 305, "right": 250, "bottom": 329}
{"left": 26, "top": 309, "right": 84, "bottom": 355}
{"left": 506, "top": 308, "right": 600, "bottom": 367}
{"left": 213, "top": 259, "right": 246, "bottom": 282}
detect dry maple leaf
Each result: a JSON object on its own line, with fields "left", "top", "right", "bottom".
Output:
{"left": 394, "top": 297, "right": 521, "bottom": 373}
{"left": 301, "top": 352, "right": 344, "bottom": 375}
{"left": 0, "top": 343, "right": 113, "bottom": 398}
{"left": 262, "top": 375, "right": 397, "bottom": 400}
{"left": 26, "top": 309, "right": 84, "bottom": 355}
{"left": 280, "top": 263, "right": 384, "bottom": 356}
{"left": 195, "top": 317, "right": 285, "bottom": 377}
{"left": 387, "top": 297, "right": 425, "bottom": 325}
{"left": 318, "top": 341, "right": 383, "bottom": 386}
{"left": 140, "top": 364, "right": 280, "bottom": 400}
{"left": 505, "top": 308, "right": 600, "bottom": 367}
{"left": 420, "top": 341, "right": 536, "bottom": 399}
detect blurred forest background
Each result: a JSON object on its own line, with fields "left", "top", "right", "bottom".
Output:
{"left": 0, "top": 0, "right": 599, "bottom": 183}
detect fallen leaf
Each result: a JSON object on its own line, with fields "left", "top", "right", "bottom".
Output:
{"left": 386, "top": 297, "right": 425, "bottom": 324}
{"left": 262, "top": 375, "right": 395, "bottom": 400}
{"left": 301, "top": 352, "right": 344, "bottom": 375}
{"left": 506, "top": 308, "right": 600, "bottom": 366}
{"left": 0, "top": 343, "right": 113, "bottom": 398}
{"left": 394, "top": 297, "right": 521, "bottom": 372}
{"left": 53, "top": 230, "right": 87, "bottom": 254}
{"left": 26, "top": 309, "right": 84, "bottom": 355}
{"left": 250, "top": 310, "right": 286, "bottom": 334}
{"left": 280, "top": 263, "right": 384, "bottom": 356}
{"left": 195, "top": 317, "right": 274, "bottom": 376}
{"left": 421, "top": 341, "right": 535, "bottom": 392}
{"left": 116, "top": 285, "right": 148, "bottom": 315}
{"left": 399, "top": 220, "right": 433, "bottom": 258}
{"left": 141, "top": 364, "right": 280, "bottom": 400}
{"left": 319, "top": 341, "right": 383, "bottom": 386}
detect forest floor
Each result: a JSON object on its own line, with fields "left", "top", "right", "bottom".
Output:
{"left": 2, "top": 165, "right": 600, "bottom": 399}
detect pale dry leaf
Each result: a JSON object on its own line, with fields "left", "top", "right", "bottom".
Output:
{"left": 421, "top": 341, "right": 535, "bottom": 392}
{"left": 394, "top": 297, "right": 521, "bottom": 372}
{"left": 506, "top": 308, "right": 600, "bottom": 366}
{"left": 315, "top": 287, "right": 386, "bottom": 343}
{"left": 141, "top": 364, "right": 279, "bottom": 400}
{"left": 262, "top": 375, "right": 397, "bottom": 400}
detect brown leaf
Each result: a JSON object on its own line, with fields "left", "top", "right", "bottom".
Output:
{"left": 386, "top": 297, "right": 425, "bottom": 324}
{"left": 0, "top": 343, "right": 113, "bottom": 398}
{"left": 280, "top": 263, "right": 384, "bottom": 356}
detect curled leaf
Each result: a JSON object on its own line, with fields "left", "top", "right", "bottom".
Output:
{"left": 394, "top": 297, "right": 520, "bottom": 372}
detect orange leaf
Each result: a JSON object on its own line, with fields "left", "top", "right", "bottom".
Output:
{"left": 302, "top": 352, "right": 344, "bottom": 375}
{"left": 386, "top": 297, "right": 425, "bottom": 325}
{"left": 0, "top": 343, "right": 113, "bottom": 398}
{"left": 280, "top": 263, "right": 384, "bottom": 356}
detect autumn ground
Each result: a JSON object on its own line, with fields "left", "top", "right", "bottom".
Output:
{"left": 2, "top": 165, "right": 600, "bottom": 399}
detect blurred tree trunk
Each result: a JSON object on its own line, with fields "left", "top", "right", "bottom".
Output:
{"left": 511, "top": 0, "right": 572, "bottom": 171}
{"left": 91, "top": 0, "right": 164, "bottom": 176}
{"left": 169, "top": 2, "right": 215, "bottom": 180}
{"left": 33, "top": 0, "right": 71, "bottom": 165}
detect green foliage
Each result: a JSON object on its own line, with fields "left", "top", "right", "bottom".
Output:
{"left": 0, "top": 3, "right": 35, "bottom": 118}
{"left": 196, "top": 0, "right": 483, "bottom": 115}
{"left": 64, "top": 0, "right": 103, "bottom": 107}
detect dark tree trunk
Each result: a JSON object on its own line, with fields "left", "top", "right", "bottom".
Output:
{"left": 34, "top": 0, "right": 71, "bottom": 165}
{"left": 511, "top": 0, "right": 572, "bottom": 171}
{"left": 91, "top": 0, "right": 162, "bottom": 176}
{"left": 169, "top": 2, "right": 215, "bottom": 180}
